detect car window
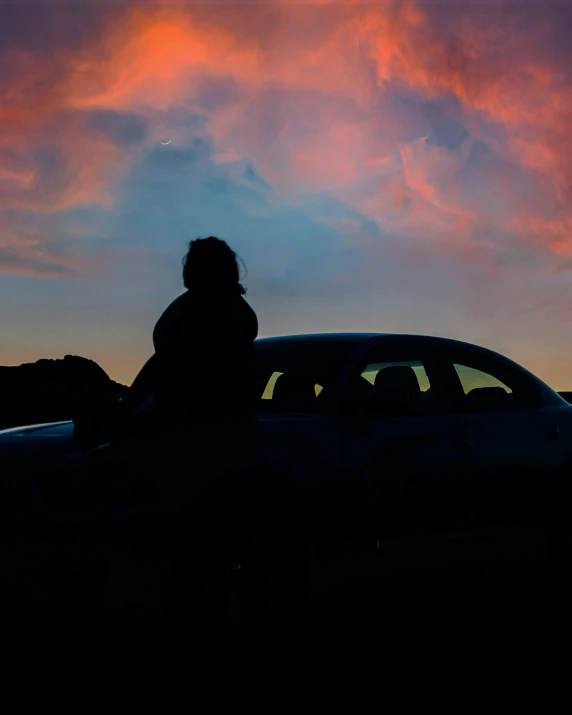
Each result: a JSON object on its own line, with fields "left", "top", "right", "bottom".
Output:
{"left": 256, "top": 338, "right": 355, "bottom": 413}
{"left": 261, "top": 373, "right": 323, "bottom": 399}
{"left": 363, "top": 361, "right": 431, "bottom": 391}
{"left": 453, "top": 363, "right": 516, "bottom": 412}
{"left": 344, "top": 355, "right": 446, "bottom": 417}
{"left": 454, "top": 364, "right": 512, "bottom": 395}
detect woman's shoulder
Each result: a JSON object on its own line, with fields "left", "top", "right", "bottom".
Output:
{"left": 238, "top": 294, "right": 258, "bottom": 337}
{"left": 161, "top": 290, "right": 194, "bottom": 317}
{"left": 153, "top": 291, "right": 195, "bottom": 347}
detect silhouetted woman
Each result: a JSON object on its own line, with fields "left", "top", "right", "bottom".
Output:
{"left": 151, "top": 236, "right": 258, "bottom": 425}
{"left": 74, "top": 237, "right": 257, "bottom": 447}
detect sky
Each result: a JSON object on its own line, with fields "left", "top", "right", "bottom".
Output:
{"left": 2, "top": 0, "right": 572, "bottom": 387}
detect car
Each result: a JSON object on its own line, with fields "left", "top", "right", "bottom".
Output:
{"left": 1, "top": 332, "right": 571, "bottom": 630}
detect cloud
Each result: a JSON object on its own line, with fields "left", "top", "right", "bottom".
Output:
{"left": 4, "top": 1, "right": 571, "bottom": 254}
{"left": 4, "top": 1, "right": 572, "bottom": 384}
{"left": 86, "top": 110, "right": 148, "bottom": 147}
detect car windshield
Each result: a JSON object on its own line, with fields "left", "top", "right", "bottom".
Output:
{"left": 254, "top": 338, "right": 357, "bottom": 412}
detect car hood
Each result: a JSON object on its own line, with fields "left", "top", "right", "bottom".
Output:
{"left": 0, "top": 420, "right": 74, "bottom": 438}
{"left": 0, "top": 421, "right": 76, "bottom": 461}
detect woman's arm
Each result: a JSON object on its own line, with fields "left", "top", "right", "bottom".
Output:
{"left": 118, "top": 354, "right": 159, "bottom": 411}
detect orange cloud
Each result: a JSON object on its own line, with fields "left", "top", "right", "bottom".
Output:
{"left": 512, "top": 216, "right": 572, "bottom": 258}
{"left": 2, "top": 0, "right": 572, "bottom": 274}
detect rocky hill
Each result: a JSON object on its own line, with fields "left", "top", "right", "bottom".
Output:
{"left": 0, "top": 355, "right": 127, "bottom": 430}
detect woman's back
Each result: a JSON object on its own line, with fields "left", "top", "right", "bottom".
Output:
{"left": 153, "top": 286, "right": 257, "bottom": 356}
{"left": 151, "top": 239, "right": 259, "bottom": 423}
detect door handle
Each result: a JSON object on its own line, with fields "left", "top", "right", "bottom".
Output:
{"left": 455, "top": 437, "right": 474, "bottom": 454}
{"left": 547, "top": 425, "right": 561, "bottom": 440}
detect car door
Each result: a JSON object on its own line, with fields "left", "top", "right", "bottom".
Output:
{"left": 332, "top": 339, "right": 484, "bottom": 585}
{"left": 438, "top": 347, "right": 570, "bottom": 568}
{"left": 24, "top": 438, "right": 168, "bottom": 616}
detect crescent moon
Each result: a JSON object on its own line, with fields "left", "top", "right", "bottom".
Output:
{"left": 160, "top": 139, "right": 172, "bottom": 145}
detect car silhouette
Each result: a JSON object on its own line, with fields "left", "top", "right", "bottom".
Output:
{"left": 1, "top": 332, "right": 571, "bottom": 630}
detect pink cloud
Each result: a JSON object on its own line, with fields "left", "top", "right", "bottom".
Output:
{"left": 2, "top": 0, "right": 572, "bottom": 273}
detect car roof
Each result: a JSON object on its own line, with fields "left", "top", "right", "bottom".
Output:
{"left": 255, "top": 332, "right": 498, "bottom": 352}
{"left": 254, "top": 330, "right": 538, "bottom": 373}
{"left": 256, "top": 332, "right": 380, "bottom": 345}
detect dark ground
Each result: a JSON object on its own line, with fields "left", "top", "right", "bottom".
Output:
{"left": 268, "top": 569, "right": 572, "bottom": 713}
{"left": 6, "top": 567, "right": 571, "bottom": 710}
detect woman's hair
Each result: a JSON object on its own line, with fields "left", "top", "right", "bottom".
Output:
{"left": 182, "top": 236, "right": 246, "bottom": 294}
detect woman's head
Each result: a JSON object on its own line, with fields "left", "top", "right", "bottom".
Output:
{"left": 182, "top": 236, "right": 246, "bottom": 294}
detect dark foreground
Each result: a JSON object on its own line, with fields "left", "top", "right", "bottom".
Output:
{"left": 4, "top": 567, "right": 572, "bottom": 711}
